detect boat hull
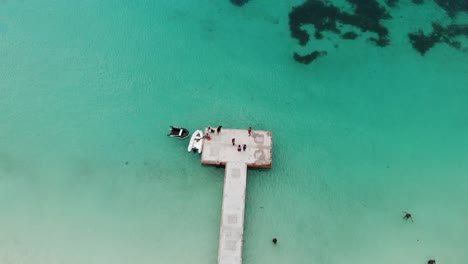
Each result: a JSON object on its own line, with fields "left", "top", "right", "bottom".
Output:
{"left": 168, "top": 126, "right": 190, "bottom": 139}
{"left": 188, "top": 130, "right": 204, "bottom": 153}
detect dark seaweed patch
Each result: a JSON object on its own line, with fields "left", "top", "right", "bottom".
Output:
{"left": 289, "top": 1, "right": 341, "bottom": 46}
{"left": 342, "top": 31, "right": 359, "bottom": 39}
{"left": 230, "top": 0, "right": 468, "bottom": 64}
{"left": 385, "top": 0, "right": 399, "bottom": 7}
{"left": 433, "top": 0, "right": 468, "bottom": 18}
{"left": 409, "top": 22, "right": 468, "bottom": 55}
{"left": 293, "top": 51, "right": 327, "bottom": 65}
{"left": 230, "top": 0, "right": 250, "bottom": 7}
{"left": 288, "top": 0, "right": 391, "bottom": 64}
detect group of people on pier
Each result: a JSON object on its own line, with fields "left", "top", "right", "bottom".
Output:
{"left": 231, "top": 126, "right": 252, "bottom": 152}
{"left": 204, "top": 126, "right": 253, "bottom": 153}
{"left": 204, "top": 125, "right": 222, "bottom": 140}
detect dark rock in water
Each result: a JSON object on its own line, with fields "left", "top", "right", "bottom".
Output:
{"left": 342, "top": 31, "right": 358, "bottom": 39}
{"left": 412, "top": 0, "right": 424, "bottom": 4}
{"left": 408, "top": 22, "right": 468, "bottom": 55}
{"left": 427, "top": 260, "right": 436, "bottom": 264}
{"left": 293, "top": 51, "right": 327, "bottom": 65}
{"left": 230, "top": 0, "right": 250, "bottom": 7}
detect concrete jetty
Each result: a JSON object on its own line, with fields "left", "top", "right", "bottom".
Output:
{"left": 201, "top": 127, "right": 272, "bottom": 264}
{"left": 201, "top": 128, "right": 272, "bottom": 169}
{"left": 217, "top": 161, "right": 247, "bottom": 264}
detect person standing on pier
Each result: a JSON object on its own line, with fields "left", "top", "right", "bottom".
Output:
{"left": 237, "top": 145, "right": 241, "bottom": 152}
{"left": 217, "top": 125, "right": 222, "bottom": 134}
{"left": 232, "top": 138, "right": 235, "bottom": 146}
{"left": 243, "top": 144, "right": 246, "bottom": 151}
{"left": 248, "top": 126, "right": 252, "bottom": 136}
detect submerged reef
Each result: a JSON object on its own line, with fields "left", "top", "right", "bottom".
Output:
{"left": 385, "top": 0, "right": 399, "bottom": 7}
{"left": 384, "top": 0, "right": 425, "bottom": 6}
{"left": 288, "top": 0, "right": 390, "bottom": 64}
{"left": 409, "top": 22, "right": 468, "bottom": 55}
{"left": 433, "top": 0, "right": 468, "bottom": 17}
{"left": 342, "top": 31, "right": 359, "bottom": 39}
{"left": 229, "top": 0, "right": 467, "bottom": 64}
{"left": 230, "top": 0, "right": 250, "bottom": 7}
{"left": 293, "top": 51, "right": 327, "bottom": 64}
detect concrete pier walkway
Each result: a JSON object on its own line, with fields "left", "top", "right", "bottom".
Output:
{"left": 217, "top": 162, "right": 248, "bottom": 264}
{"left": 200, "top": 127, "right": 273, "bottom": 264}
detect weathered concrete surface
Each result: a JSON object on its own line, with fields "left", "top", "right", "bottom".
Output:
{"left": 200, "top": 127, "right": 273, "bottom": 264}
{"left": 217, "top": 162, "right": 247, "bottom": 264}
{"left": 201, "top": 128, "right": 272, "bottom": 169}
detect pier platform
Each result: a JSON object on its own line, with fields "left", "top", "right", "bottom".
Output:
{"left": 201, "top": 128, "right": 272, "bottom": 169}
{"left": 200, "top": 127, "right": 273, "bottom": 264}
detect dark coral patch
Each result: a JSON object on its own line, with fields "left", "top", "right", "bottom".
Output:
{"left": 385, "top": 0, "right": 399, "bottom": 7}
{"left": 288, "top": 0, "right": 391, "bottom": 64}
{"left": 342, "top": 31, "right": 358, "bottom": 39}
{"left": 344, "top": 0, "right": 391, "bottom": 45}
{"left": 370, "top": 35, "right": 390, "bottom": 47}
{"left": 289, "top": 1, "right": 341, "bottom": 46}
{"left": 230, "top": 0, "right": 250, "bottom": 7}
{"left": 293, "top": 51, "right": 327, "bottom": 65}
{"left": 409, "top": 22, "right": 468, "bottom": 55}
{"left": 347, "top": 0, "right": 391, "bottom": 20}
{"left": 433, "top": 0, "right": 468, "bottom": 18}
{"left": 408, "top": 30, "right": 437, "bottom": 55}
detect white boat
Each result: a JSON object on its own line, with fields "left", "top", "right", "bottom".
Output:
{"left": 188, "top": 130, "right": 204, "bottom": 154}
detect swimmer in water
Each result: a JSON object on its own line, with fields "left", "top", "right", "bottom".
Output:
{"left": 403, "top": 211, "right": 414, "bottom": 222}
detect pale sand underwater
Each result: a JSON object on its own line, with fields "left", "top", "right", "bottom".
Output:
{"left": 1, "top": 1, "right": 467, "bottom": 263}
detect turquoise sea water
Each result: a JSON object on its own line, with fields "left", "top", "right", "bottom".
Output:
{"left": 1, "top": 0, "right": 468, "bottom": 263}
